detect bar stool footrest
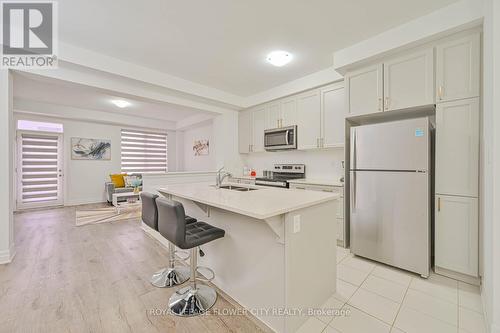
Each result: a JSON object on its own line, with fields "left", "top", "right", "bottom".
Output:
{"left": 195, "top": 266, "right": 215, "bottom": 283}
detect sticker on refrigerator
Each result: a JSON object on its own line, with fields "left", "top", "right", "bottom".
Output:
{"left": 415, "top": 129, "right": 424, "bottom": 137}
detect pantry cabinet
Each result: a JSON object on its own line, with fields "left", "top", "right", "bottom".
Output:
{"left": 435, "top": 195, "right": 478, "bottom": 277}
{"left": 436, "top": 33, "right": 480, "bottom": 102}
{"left": 321, "top": 82, "right": 346, "bottom": 148}
{"left": 383, "top": 48, "right": 434, "bottom": 111}
{"left": 435, "top": 98, "right": 479, "bottom": 197}
{"left": 296, "top": 89, "right": 322, "bottom": 150}
{"left": 238, "top": 109, "right": 253, "bottom": 154}
{"left": 345, "top": 64, "right": 383, "bottom": 116}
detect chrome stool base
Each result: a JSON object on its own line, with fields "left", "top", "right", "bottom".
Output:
{"left": 168, "top": 284, "right": 217, "bottom": 316}
{"left": 151, "top": 266, "right": 190, "bottom": 288}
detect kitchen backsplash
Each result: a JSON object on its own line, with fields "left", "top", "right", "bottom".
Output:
{"left": 242, "top": 148, "right": 344, "bottom": 180}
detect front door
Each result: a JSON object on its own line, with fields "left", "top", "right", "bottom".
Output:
{"left": 16, "top": 131, "right": 64, "bottom": 209}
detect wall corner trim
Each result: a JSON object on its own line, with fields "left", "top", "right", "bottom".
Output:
{"left": 0, "top": 245, "right": 16, "bottom": 265}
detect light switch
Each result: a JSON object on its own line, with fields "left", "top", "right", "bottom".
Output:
{"left": 293, "top": 215, "right": 301, "bottom": 233}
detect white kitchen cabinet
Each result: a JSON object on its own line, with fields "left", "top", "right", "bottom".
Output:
{"left": 289, "top": 182, "right": 345, "bottom": 246}
{"left": 383, "top": 48, "right": 434, "bottom": 111}
{"left": 321, "top": 82, "right": 346, "bottom": 148}
{"left": 435, "top": 195, "right": 478, "bottom": 277}
{"left": 238, "top": 109, "right": 253, "bottom": 154}
{"left": 266, "top": 101, "right": 281, "bottom": 129}
{"left": 252, "top": 106, "right": 266, "bottom": 153}
{"left": 345, "top": 63, "right": 383, "bottom": 116}
{"left": 296, "top": 89, "right": 322, "bottom": 149}
{"left": 281, "top": 96, "right": 297, "bottom": 127}
{"left": 436, "top": 33, "right": 480, "bottom": 102}
{"left": 435, "top": 98, "right": 479, "bottom": 197}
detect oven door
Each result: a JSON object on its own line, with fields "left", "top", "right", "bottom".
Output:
{"left": 264, "top": 125, "right": 297, "bottom": 150}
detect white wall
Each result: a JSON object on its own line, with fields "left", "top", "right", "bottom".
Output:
{"left": 0, "top": 70, "right": 15, "bottom": 264}
{"left": 243, "top": 149, "right": 344, "bottom": 180}
{"left": 177, "top": 120, "right": 215, "bottom": 171}
{"left": 13, "top": 110, "right": 177, "bottom": 206}
{"left": 482, "top": 0, "right": 500, "bottom": 332}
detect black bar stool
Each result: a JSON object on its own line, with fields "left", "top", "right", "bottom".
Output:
{"left": 156, "top": 197, "right": 225, "bottom": 316}
{"left": 140, "top": 192, "right": 196, "bottom": 288}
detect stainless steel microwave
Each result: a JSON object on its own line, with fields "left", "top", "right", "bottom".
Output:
{"left": 264, "top": 125, "right": 297, "bottom": 151}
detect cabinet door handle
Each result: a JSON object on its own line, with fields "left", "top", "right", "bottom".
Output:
{"left": 384, "top": 97, "right": 389, "bottom": 110}
{"left": 437, "top": 197, "right": 441, "bottom": 212}
{"left": 438, "top": 86, "right": 444, "bottom": 99}
{"left": 378, "top": 98, "right": 382, "bottom": 111}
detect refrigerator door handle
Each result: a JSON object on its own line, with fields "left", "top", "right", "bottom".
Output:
{"left": 351, "top": 172, "right": 356, "bottom": 211}
{"left": 351, "top": 128, "right": 357, "bottom": 170}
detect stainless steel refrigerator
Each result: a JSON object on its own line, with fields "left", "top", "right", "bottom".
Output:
{"left": 350, "top": 117, "right": 431, "bottom": 277}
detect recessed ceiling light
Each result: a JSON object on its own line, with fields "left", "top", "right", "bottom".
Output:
{"left": 266, "top": 50, "right": 293, "bottom": 67}
{"left": 111, "top": 100, "right": 131, "bottom": 108}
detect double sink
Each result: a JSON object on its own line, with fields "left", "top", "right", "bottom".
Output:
{"left": 216, "top": 184, "right": 259, "bottom": 192}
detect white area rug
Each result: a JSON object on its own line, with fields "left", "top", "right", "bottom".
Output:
{"left": 75, "top": 204, "right": 141, "bottom": 226}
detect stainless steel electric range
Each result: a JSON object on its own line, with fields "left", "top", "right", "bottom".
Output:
{"left": 255, "top": 164, "right": 305, "bottom": 188}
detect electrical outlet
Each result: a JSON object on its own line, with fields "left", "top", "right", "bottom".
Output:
{"left": 293, "top": 215, "right": 301, "bottom": 233}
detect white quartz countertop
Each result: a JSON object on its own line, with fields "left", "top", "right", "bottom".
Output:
{"left": 287, "top": 178, "right": 344, "bottom": 187}
{"left": 157, "top": 182, "right": 339, "bottom": 220}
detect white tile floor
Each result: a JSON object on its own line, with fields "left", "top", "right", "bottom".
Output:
{"left": 297, "top": 247, "right": 487, "bottom": 333}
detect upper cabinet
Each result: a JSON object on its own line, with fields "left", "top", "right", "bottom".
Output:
{"left": 436, "top": 33, "right": 480, "bottom": 103}
{"left": 321, "top": 82, "right": 346, "bottom": 148}
{"left": 383, "top": 48, "right": 434, "bottom": 111}
{"left": 345, "top": 48, "right": 434, "bottom": 116}
{"left": 297, "top": 89, "right": 322, "bottom": 150}
{"left": 238, "top": 82, "right": 346, "bottom": 153}
{"left": 266, "top": 101, "right": 281, "bottom": 129}
{"left": 252, "top": 106, "right": 266, "bottom": 153}
{"left": 435, "top": 98, "right": 479, "bottom": 197}
{"left": 345, "top": 64, "right": 383, "bottom": 116}
{"left": 238, "top": 109, "right": 252, "bottom": 154}
{"left": 281, "top": 96, "right": 298, "bottom": 127}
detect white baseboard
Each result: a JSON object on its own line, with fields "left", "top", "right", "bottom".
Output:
{"left": 0, "top": 244, "right": 16, "bottom": 265}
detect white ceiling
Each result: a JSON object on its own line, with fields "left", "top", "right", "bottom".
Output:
{"left": 59, "top": 0, "right": 458, "bottom": 97}
{"left": 13, "top": 73, "right": 215, "bottom": 122}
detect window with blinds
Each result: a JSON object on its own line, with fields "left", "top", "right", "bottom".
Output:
{"left": 19, "top": 133, "right": 62, "bottom": 206}
{"left": 121, "top": 129, "right": 168, "bottom": 174}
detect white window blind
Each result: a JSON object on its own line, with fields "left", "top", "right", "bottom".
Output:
{"left": 121, "top": 129, "right": 168, "bottom": 174}
{"left": 19, "top": 133, "right": 61, "bottom": 204}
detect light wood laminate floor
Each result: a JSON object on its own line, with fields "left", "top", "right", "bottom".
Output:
{"left": 0, "top": 205, "right": 269, "bottom": 333}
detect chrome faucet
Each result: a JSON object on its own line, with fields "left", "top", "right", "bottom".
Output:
{"left": 215, "top": 166, "right": 232, "bottom": 188}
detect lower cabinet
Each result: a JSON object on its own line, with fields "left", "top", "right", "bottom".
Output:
{"left": 289, "top": 183, "right": 345, "bottom": 246}
{"left": 435, "top": 194, "right": 478, "bottom": 277}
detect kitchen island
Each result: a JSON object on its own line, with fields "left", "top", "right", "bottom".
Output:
{"left": 155, "top": 182, "right": 339, "bottom": 333}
